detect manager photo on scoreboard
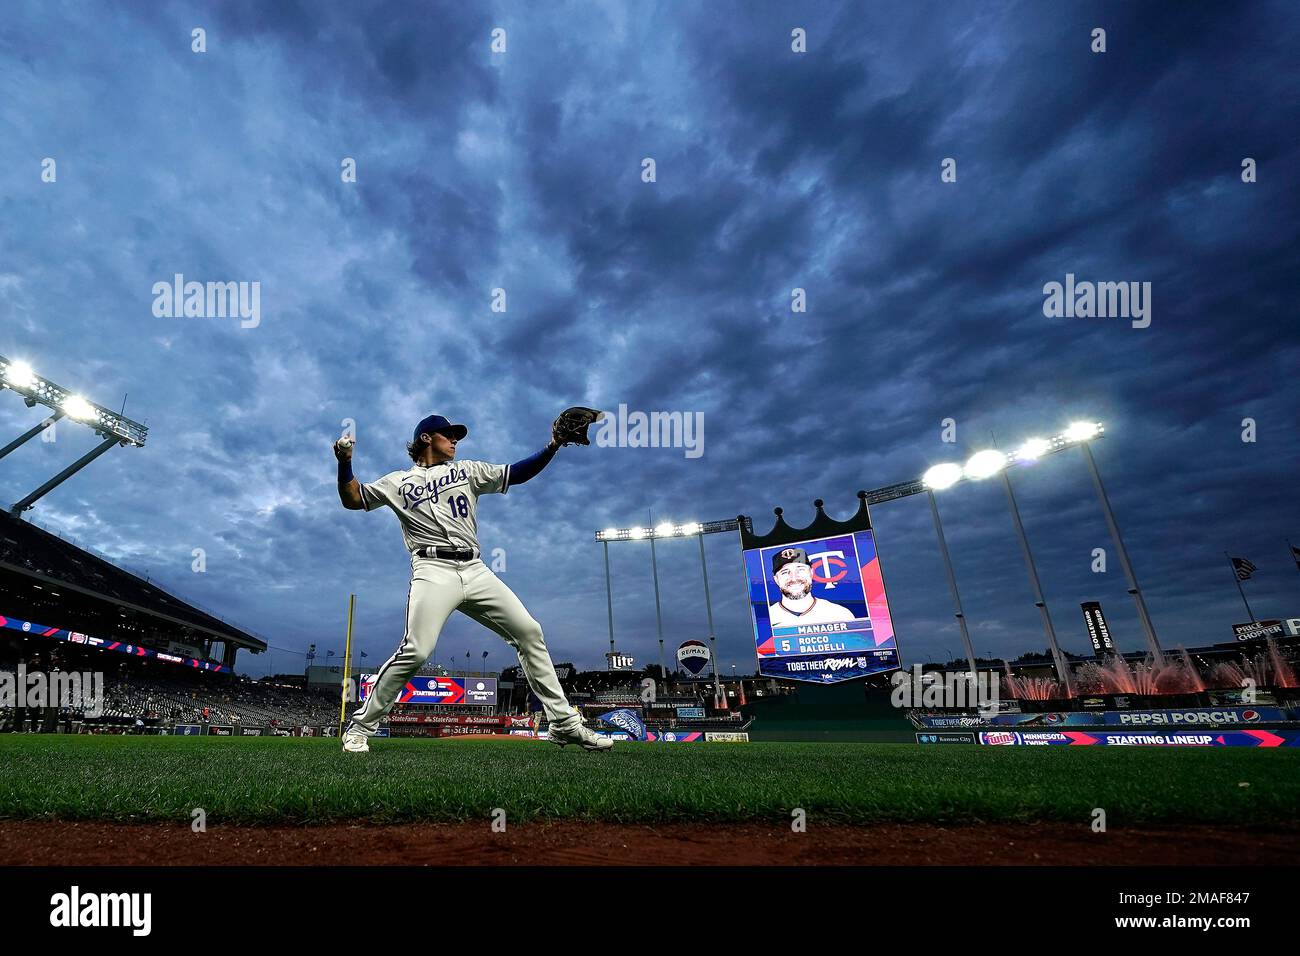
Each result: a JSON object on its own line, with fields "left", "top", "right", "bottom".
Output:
{"left": 766, "top": 547, "right": 859, "bottom": 627}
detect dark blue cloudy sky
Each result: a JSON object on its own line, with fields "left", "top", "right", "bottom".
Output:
{"left": 2, "top": 1, "right": 1297, "bottom": 678}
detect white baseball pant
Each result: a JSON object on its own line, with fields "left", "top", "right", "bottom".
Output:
{"left": 347, "top": 557, "right": 580, "bottom": 735}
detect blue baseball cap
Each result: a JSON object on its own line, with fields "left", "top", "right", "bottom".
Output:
{"left": 413, "top": 414, "right": 467, "bottom": 442}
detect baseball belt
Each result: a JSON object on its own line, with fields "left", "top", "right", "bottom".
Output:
{"left": 413, "top": 546, "right": 479, "bottom": 561}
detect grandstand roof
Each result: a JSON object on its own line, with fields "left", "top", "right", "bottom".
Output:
{"left": 0, "top": 512, "right": 265, "bottom": 652}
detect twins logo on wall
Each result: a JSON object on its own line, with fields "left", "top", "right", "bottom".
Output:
{"left": 738, "top": 495, "right": 901, "bottom": 684}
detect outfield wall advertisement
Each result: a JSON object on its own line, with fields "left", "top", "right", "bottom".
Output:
{"left": 911, "top": 706, "right": 1294, "bottom": 729}
{"left": 359, "top": 674, "right": 497, "bottom": 707}
{"left": 977, "top": 730, "right": 1300, "bottom": 747}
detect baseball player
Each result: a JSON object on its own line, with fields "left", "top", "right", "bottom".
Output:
{"left": 335, "top": 408, "right": 611, "bottom": 753}
{"left": 767, "top": 548, "right": 857, "bottom": 626}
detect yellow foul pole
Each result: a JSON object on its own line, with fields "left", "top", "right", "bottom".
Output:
{"left": 338, "top": 594, "right": 356, "bottom": 737}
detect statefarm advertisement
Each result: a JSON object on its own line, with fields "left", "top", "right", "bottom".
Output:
{"left": 742, "top": 530, "right": 899, "bottom": 683}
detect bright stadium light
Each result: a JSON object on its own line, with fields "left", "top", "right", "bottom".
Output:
{"left": 0, "top": 354, "right": 147, "bottom": 448}
{"left": 593, "top": 419, "right": 1109, "bottom": 542}
{"left": 1064, "top": 421, "right": 1101, "bottom": 442}
{"left": 3, "top": 361, "right": 35, "bottom": 388}
{"left": 61, "top": 395, "right": 96, "bottom": 421}
{"left": 592, "top": 519, "right": 736, "bottom": 543}
{"left": 1, "top": 353, "right": 150, "bottom": 515}
{"left": 1016, "top": 437, "right": 1052, "bottom": 461}
{"left": 963, "top": 449, "right": 1008, "bottom": 480}
{"left": 922, "top": 463, "right": 964, "bottom": 490}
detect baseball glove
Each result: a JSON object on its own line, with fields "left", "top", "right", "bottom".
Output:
{"left": 552, "top": 406, "right": 605, "bottom": 447}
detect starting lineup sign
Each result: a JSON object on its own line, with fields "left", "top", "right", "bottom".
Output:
{"left": 960, "top": 730, "right": 1300, "bottom": 747}
{"left": 359, "top": 674, "right": 497, "bottom": 707}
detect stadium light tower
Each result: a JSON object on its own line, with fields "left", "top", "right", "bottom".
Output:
{"left": 920, "top": 424, "right": 1112, "bottom": 695}
{"left": 694, "top": 528, "right": 725, "bottom": 704}
{"left": 1068, "top": 422, "right": 1163, "bottom": 663}
{"left": 649, "top": 517, "right": 667, "bottom": 678}
{"left": 597, "top": 519, "right": 726, "bottom": 698}
{"left": 922, "top": 487, "right": 979, "bottom": 681}
{"left": 998, "top": 466, "right": 1074, "bottom": 696}
{"left": 601, "top": 533, "right": 617, "bottom": 662}
{"left": 0, "top": 354, "right": 148, "bottom": 516}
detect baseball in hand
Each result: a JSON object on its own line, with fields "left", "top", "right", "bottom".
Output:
{"left": 334, "top": 436, "right": 355, "bottom": 460}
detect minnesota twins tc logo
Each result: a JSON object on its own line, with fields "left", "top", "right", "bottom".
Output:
{"left": 807, "top": 550, "right": 848, "bottom": 589}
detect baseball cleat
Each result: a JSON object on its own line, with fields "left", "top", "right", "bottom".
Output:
{"left": 342, "top": 729, "right": 370, "bottom": 753}
{"left": 547, "top": 720, "right": 614, "bottom": 752}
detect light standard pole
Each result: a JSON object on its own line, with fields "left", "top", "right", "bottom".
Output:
{"left": 926, "top": 489, "right": 979, "bottom": 681}
{"left": 697, "top": 532, "right": 725, "bottom": 705}
{"left": 603, "top": 540, "right": 616, "bottom": 666}
{"left": 1077, "top": 439, "right": 1164, "bottom": 663}
{"left": 1000, "top": 470, "right": 1074, "bottom": 696}
{"left": 650, "top": 533, "right": 666, "bottom": 681}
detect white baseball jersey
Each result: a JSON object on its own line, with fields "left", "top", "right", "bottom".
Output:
{"left": 360, "top": 459, "right": 508, "bottom": 552}
{"left": 767, "top": 597, "right": 858, "bottom": 627}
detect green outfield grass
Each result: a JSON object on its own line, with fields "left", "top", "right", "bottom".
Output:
{"left": 0, "top": 735, "right": 1297, "bottom": 826}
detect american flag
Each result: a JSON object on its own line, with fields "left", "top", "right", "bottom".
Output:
{"left": 1231, "top": 556, "right": 1258, "bottom": 581}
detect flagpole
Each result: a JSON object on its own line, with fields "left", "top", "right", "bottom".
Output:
{"left": 1226, "top": 552, "right": 1255, "bottom": 621}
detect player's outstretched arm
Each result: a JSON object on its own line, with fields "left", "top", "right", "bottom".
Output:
{"left": 506, "top": 440, "right": 559, "bottom": 490}
{"left": 334, "top": 437, "right": 365, "bottom": 510}
{"left": 504, "top": 408, "right": 604, "bottom": 490}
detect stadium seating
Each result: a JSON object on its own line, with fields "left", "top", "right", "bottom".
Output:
{"left": 0, "top": 511, "right": 264, "bottom": 663}
{"left": 0, "top": 637, "right": 342, "bottom": 730}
